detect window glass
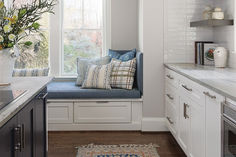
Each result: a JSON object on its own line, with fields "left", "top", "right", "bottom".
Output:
{"left": 63, "top": 0, "right": 103, "bottom": 75}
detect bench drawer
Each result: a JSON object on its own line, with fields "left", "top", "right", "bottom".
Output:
{"left": 74, "top": 102, "right": 132, "bottom": 123}
{"left": 48, "top": 103, "right": 73, "bottom": 124}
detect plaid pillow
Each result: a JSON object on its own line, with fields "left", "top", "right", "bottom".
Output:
{"left": 110, "top": 58, "right": 136, "bottom": 90}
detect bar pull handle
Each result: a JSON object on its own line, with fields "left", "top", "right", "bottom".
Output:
{"left": 184, "top": 103, "right": 189, "bottom": 119}
{"left": 14, "top": 125, "right": 22, "bottom": 152}
{"left": 37, "top": 93, "right": 48, "bottom": 100}
{"left": 166, "top": 75, "right": 174, "bottom": 80}
{"left": 203, "top": 92, "right": 216, "bottom": 99}
{"left": 182, "top": 85, "right": 192, "bottom": 92}
{"left": 166, "top": 94, "right": 174, "bottom": 100}
{"left": 167, "top": 116, "right": 174, "bottom": 124}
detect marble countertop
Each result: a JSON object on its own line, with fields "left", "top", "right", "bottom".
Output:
{"left": 165, "top": 63, "right": 236, "bottom": 102}
{"left": 0, "top": 77, "right": 52, "bottom": 128}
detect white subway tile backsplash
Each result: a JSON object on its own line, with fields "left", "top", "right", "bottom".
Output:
{"left": 164, "top": 0, "right": 235, "bottom": 67}
{"left": 164, "top": 0, "right": 214, "bottom": 63}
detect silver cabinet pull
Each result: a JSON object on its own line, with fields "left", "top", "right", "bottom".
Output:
{"left": 167, "top": 117, "right": 174, "bottom": 124}
{"left": 203, "top": 92, "right": 216, "bottom": 99}
{"left": 166, "top": 75, "right": 174, "bottom": 80}
{"left": 182, "top": 84, "right": 192, "bottom": 92}
{"left": 184, "top": 103, "right": 190, "bottom": 119}
{"left": 166, "top": 94, "right": 174, "bottom": 100}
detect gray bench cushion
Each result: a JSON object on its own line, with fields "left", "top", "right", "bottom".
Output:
{"left": 47, "top": 81, "right": 141, "bottom": 99}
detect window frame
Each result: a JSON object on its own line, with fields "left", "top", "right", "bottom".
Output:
{"left": 50, "top": 0, "right": 111, "bottom": 77}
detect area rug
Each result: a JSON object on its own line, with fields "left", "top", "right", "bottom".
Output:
{"left": 76, "top": 143, "right": 160, "bottom": 157}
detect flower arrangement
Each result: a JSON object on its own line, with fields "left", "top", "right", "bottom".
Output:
{"left": 0, "top": 0, "right": 56, "bottom": 51}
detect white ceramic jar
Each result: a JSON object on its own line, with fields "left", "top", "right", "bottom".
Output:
{"left": 212, "top": 8, "right": 224, "bottom": 20}
{"left": 214, "top": 47, "right": 228, "bottom": 68}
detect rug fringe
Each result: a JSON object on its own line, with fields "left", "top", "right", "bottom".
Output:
{"left": 75, "top": 143, "right": 160, "bottom": 149}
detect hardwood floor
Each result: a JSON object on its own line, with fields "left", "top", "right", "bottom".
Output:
{"left": 48, "top": 131, "right": 186, "bottom": 157}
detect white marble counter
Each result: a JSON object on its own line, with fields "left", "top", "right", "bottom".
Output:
{"left": 165, "top": 63, "right": 236, "bottom": 102}
{"left": 0, "top": 77, "right": 52, "bottom": 128}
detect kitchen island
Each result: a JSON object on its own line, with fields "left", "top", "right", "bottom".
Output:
{"left": 0, "top": 77, "right": 52, "bottom": 157}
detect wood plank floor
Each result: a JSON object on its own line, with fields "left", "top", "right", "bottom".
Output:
{"left": 48, "top": 131, "right": 186, "bottom": 157}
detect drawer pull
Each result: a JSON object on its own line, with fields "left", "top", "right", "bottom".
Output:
{"left": 203, "top": 92, "right": 216, "bottom": 99}
{"left": 166, "top": 75, "right": 174, "bottom": 80}
{"left": 96, "top": 101, "right": 109, "bottom": 104}
{"left": 182, "top": 85, "right": 192, "bottom": 92}
{"left": 166, "top": 94, "right": 174, "bottom": 100}
{"left": 167, "top": 117, "right": 174, "bottom": 124}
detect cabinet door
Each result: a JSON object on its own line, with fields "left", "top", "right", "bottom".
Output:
{"left": 17, "top": 100, "right": 35, "bottom": 157}
{"left": 189, "top": 100, "right": 205, "bottom": 157}
{"left": 178, "top": 96, "right": 190, "bottom": 154}
{"left": 0, "top": 116, "right": 18, "bottom": 157}
{"left": 34, "top": 97, "right": 46, "bottom": 157}
{"left": 205, "top": 90, "right": 224, "bottom": 157}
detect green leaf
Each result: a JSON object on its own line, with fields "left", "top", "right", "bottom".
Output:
{"left": 8, "top": 43, "right": 13, "bottom": 48}
{"left": 24, "top": 41, "right": 33, "bottom": 46}
{"left": 19, "top": 9, "right": 27, "bottom": 17}
{"left": 32, "top": 22, "right": 40, "bottom": 30}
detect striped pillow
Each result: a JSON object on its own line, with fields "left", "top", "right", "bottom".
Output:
{"left": 12, "top": 68, "right": 49, "bottom": 77}
{"left": 82, "top": 64, "right": 112, "bottom": 89}
{"left": 110, "top": 58, "right": 136, "bottom": 90}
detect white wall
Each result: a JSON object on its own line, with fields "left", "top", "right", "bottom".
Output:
{"left": 213, "top": 0, "right": 235, "bottom": 68}
{"left": 110, "top": 0, "right": 138, "bottom": 50}
{"left": 142, "top": 0, "right": 165, "bottom": 118}
{"left": 164, "top": 0, "right": 214, "bottom": 63}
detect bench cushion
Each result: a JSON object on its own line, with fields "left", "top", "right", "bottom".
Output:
{"left": 47, "top": 81, "right": 141, "bottom": 99}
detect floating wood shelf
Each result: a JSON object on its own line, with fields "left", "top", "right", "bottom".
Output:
{"left": 190, "top": 19, "right": 234, "bottom": 27}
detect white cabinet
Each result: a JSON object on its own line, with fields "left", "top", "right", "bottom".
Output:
{"left": 74, "top": 102, "right": 132, "bottom": 123}
{"left": 47, "top": 102, "right": 73, "bottom": 124}
{"left": 189, "top": 98, "right": 205, "bottom": 157}
{"left": 178, "top": 96, "right": 190, "bottom": 154}
{"left": 165, "top": 67, "right": 225, "bottom": 157}
{"left": 204, "top": 88, "right": 224, "bottom": 157}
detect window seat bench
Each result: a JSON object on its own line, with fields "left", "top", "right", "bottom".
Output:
{"left": 47, "top": 81, "right": 141, "bottom": 99}
{"left": 47, "top": 51, "right": 143, "bottom": 131}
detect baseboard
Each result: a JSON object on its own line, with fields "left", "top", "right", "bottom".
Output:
{"left": 48, "top": 122, "right": 142, "bottom": 131}
{"left": 141, "top": 117, "right": 169, "bottom": 132}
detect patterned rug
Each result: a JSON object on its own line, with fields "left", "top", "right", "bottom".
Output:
{"left": 76, "top": 144, "right": 160, "bottom": 157}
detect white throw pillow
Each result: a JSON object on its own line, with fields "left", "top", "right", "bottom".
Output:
{"left": 76, "top": 56, "right": 110, "bottom": 85}
{"left": 82, "top": 64, "right": 112, "bottom": 89}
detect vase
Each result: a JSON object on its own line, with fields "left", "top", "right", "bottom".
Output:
{"left": 0, "top": 48, "right": 16, "bottom": 85}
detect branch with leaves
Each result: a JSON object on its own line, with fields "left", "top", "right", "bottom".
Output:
{"left": 0, "top": 0, "right": 57, "bottom": 50}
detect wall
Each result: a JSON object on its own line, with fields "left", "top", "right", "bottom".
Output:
{"left": 164, "top": 0, "right": 214, "bottom": 63}
{"left": 142, "top": 0, "right": 165, "bottom": 123}
{"left": 213, "top": 0, "right": 235, "bottom": 68}
{"left": 110, "top": 0, "right": 138, "bottom": 50}
{"left": 164, "top": 0, "right": 235, "bottom": 67}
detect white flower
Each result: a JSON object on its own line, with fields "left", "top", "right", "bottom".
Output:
{"left": 3, "top": 25, "right": 12, "bottom": 33}
{"left": 8, "top": 34, "right": 16, "bottom": 41}
{"left": 0, "top": 35, "right": 3, "bottom": 42}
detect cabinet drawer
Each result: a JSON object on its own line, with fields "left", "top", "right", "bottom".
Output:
{"left": 48, "top": 103, "right": 73, "bottom": 124}
{"left": 166, "top": 100, "right": 178, "bottom": 135}
{"left": 165, "top": 83, "right": 178, "bottom": 109}
{"left": 179, "top": 76, "right": 205, "bottom": 105}
{"left": 165, "top": 68, "right": 178, "bottom": 88}
{"left": 74, "top": 102, "right": 132, "bottom": 123}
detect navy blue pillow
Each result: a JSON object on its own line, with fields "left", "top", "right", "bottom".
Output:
{"left": 108, "top": 49, "right": 136, "bottom": 61}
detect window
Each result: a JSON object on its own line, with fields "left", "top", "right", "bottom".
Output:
{"left": 62, "top": 0, "right": 104, "bottom": 75}
{"left": 12, "top": 0, "right": 50, "bottom": 69}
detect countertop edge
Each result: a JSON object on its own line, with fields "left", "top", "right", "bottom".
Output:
{"left": 0, "top": 77, "right": 53, "bottom": 128}
{"left": 164, "top": 64, "right": 236, "bottom": 102}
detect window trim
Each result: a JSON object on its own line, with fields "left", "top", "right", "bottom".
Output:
{"left": 49, "top": 0, "right": 111, "bottom": 77}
